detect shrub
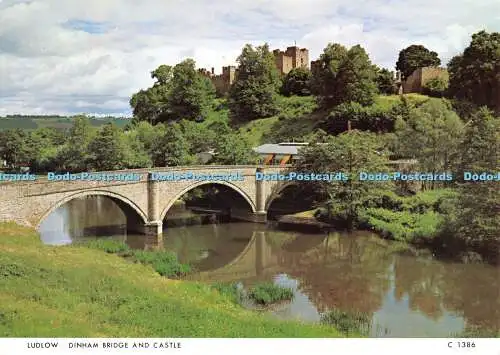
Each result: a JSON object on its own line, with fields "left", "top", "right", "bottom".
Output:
{"left": 132, "top": 250, "right": 191, "bottom": 278}
{"left": 82, "top": 239, "right": 131, "bottom": 254}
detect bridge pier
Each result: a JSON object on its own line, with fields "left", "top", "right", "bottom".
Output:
{"left": 141, "top": 221, "right": 163, "bottom": 236}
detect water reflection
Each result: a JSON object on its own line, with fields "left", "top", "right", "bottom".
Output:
{"left": 37, "top": 196, "right": 500, "bottom": 337}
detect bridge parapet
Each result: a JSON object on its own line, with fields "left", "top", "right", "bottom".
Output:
{"left": 0, "top": 165, "right": 292, "bottom": 233}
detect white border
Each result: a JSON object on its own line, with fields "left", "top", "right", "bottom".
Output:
{"left": 0, "top": 338, "right": 498, "bottom": 355}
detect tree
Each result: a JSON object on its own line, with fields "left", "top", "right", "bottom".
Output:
{"left": 396, "top": 45, "right": 441, "bottom": 79}
{"left": 56, "top": 116, "right": 95, "bottom": 172}
{"left": 167, "top": 59, "right": 216, "bottom": 122}
{"left": 130, "top": 60, "right": 216, "bottom": 124}
{"left": 448, "top": 31, "right": 500, "bottom": 113}
{"left": 151, "top": 123, "right": 194, "bottom": 166}
{"left": 375, "top": 67, "right": 397, "bottom": 95}
{"left": 212, "top": 133, "right": 257, "bottom": 165}
{"left": 451, "top": 108, "right": 500, "bottom": 262}
{"left": 281, "top": 67, "right": 312, "bottom": 96}
{"left": 311, "top": 43, "right": 377, "bottom": 107}
{"left": 29, "top": 128, "right": 66, "bottom": 172}
{"left": 294, "top": 131, "right": 392, "bottom": 229}
{"left": 179, "top": 119, "right": 216, "bottom": 155}
{"left": 394, "top": 100, "right": 464, "bottom": 184}
{"left": 130, "top": 66, "right": 172, "bottom": 124}
{"left": 129, "top": 121, "right": 165, "bottom": 155}
{"left": 0, "top": 129, "right": 32, "bottom": 171}
{"left": 228, "top": 43, "right": 281, "bottom": 122}
{"left": 87, "top": 123, "right": 129, "bottom": 171}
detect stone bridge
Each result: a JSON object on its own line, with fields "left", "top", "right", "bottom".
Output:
{"left": 0, "top": 165, "right": 293, "bottom": 235}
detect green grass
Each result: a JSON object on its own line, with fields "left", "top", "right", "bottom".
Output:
{"left": 82, "top": 239, "right": 191, "bottom": 278}
{"left": 248, "top": 283, "right": 294, "bottom": 305}
{"left": 210, "top": 282, "right": 244, "bottom": 305}
{"left": 360, "top": 208, "right": 444, "bottom": 242}
{"left": 0, "top": 222, "right": 344, "bottom": 337}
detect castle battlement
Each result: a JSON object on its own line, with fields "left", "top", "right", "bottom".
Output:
{"left": 200, "top": 45, "right": 310, "bottom": 95}
{"left": 272, "top": 46, "right": 309, "bottom": 75}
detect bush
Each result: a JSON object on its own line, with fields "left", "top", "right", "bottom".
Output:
{"left": 132, "top": 250, "right": 191, "bottom": 278}
{"left": 211, "top": 282, "right": 244, "bottom": 304}
{"left": 359, "top": 208, "right": 444, "bottom": 243}
{"left": 82, "top": 239, "right": 131, "bottom": 254}
{"left": 320, "top": 101, "right": 397, "bottom": 135}
{"left": 248, "top": 283, "right": 294, "bottom": 305}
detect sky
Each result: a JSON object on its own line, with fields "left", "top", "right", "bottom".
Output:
{"left": 0, "top": 0, "right": 499, "bottom": 117}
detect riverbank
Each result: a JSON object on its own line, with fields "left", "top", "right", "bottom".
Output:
{"left": 0, "top": 222, "right": 344, "bottom": 337}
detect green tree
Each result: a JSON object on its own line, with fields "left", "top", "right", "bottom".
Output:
{"left": 130, "top": 60, "right": 216, "bottom": 124}
{"left": 375, "top": 67, "right": 397, "bottom": 95}
{"left": 228, "top": 43, "right": 281, "bottom": 122}
{"left": 29, "top": 128, "right": 66, "bottom": 172}
{"left": 56, "top": 116, "right": 95, "bottom": 172}
{"left": 87, "top": 123, "right": 129, "bottom": 170}
{"left": 422, "top": 77, "right": 449, "bottom": 98}
{"left": 396, "top": 45, "right": 441, "bottom": 79}
{"left": 294, "top": 131, "right": 392, "bottom": 229}
{"left": 451, "top": 108, "right": 500, "bottom": 262}
{"left": 0, "top": 129, "right": 32, "bottom": 171}
{"left": 394, "top": 100, "right": 464, "bottom": 184}
{"left": 212, "top": 133, "right": 257, "bottom": 165}
{"left": 311, "top": 43, "right": 377, "bottom": 107}
{"left": 122, "top": 131, "right": 153, "bottom": 169}
{"left": 151, "top": 123, "right": 194, "bottom": 166}
{"left": 281, "top": 67, "right": 312, "bottom": 96}
{"left": 129, "top": 121, "right": 165, "bottom": 155}
{"left": 130, "top": 66, "right": 172, "bottom": 124}
{"left": 448, "top": 31, "right": 500, "bottom": 113}
{"left": 179, "top": 120, "right": 216, "bottom": 155}
{"left": 167, "top": 59, "right": 216, "bottom": 122}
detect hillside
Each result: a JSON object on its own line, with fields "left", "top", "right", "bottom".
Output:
{"left": 0, "top": 115, "right": 129, "bottom": 131}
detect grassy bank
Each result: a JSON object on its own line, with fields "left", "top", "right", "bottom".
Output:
{"left": 0, "top": 222, "right": 343, "bottom": 337}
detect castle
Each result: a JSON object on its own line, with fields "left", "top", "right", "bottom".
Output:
{"left": 396, "top": 67, "right": 449, "bottom": 94}
{"left": 198, "top": 66, "right": 238, "bottom": 96}
{"left": 199, "top": 46, "right": 310, "bottom": 96}
{"left": 199, "top": 45, "right": 447, "bottom": 96}
{"left": 272, "top": 46, "right": 309, "bottom": 75}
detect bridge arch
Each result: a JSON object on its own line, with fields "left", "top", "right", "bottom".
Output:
{"left": 158, "top": 180, "right": 257, "bottom": 222}
{"left": 265, "top": 181, "right": 298, "bottom": 211}
{"left": 36, "top": 190, "right": 148, "bottom": 229}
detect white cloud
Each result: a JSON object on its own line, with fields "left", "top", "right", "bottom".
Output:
{"left": 0, "top": 0, "right": 498, "bottom": 115}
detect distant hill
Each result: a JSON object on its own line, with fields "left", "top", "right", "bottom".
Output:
{"left": 0, "top": 115, "right": 130, "bottom": 131}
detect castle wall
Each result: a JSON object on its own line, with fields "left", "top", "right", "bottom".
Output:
{"left": 402, "top": 67, "right": 449, "bottom": 94}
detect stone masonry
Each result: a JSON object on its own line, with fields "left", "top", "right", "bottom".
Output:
{"left": 199, "top": 45, "right": 310, "bottom": 95}
{"left": 0, "top": 165, "right": 290, "bottom": 236}
{"left": 400, "top": 66, "right": 449, "bottom": 94}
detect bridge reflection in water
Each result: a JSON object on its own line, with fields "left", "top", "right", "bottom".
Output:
{"left": 37, "top": 196, "right": 500, "bottom": 338}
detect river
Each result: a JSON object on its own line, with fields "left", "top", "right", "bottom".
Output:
{"left": 38, "top": 196, "right": 500, "bottom": 337}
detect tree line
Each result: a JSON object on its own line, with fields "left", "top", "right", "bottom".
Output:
{"left": 0, "top": 117, "right": 257, "bottom": 173}
{"left": 129, "top": 30, "right": 498, "bottom": 126}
